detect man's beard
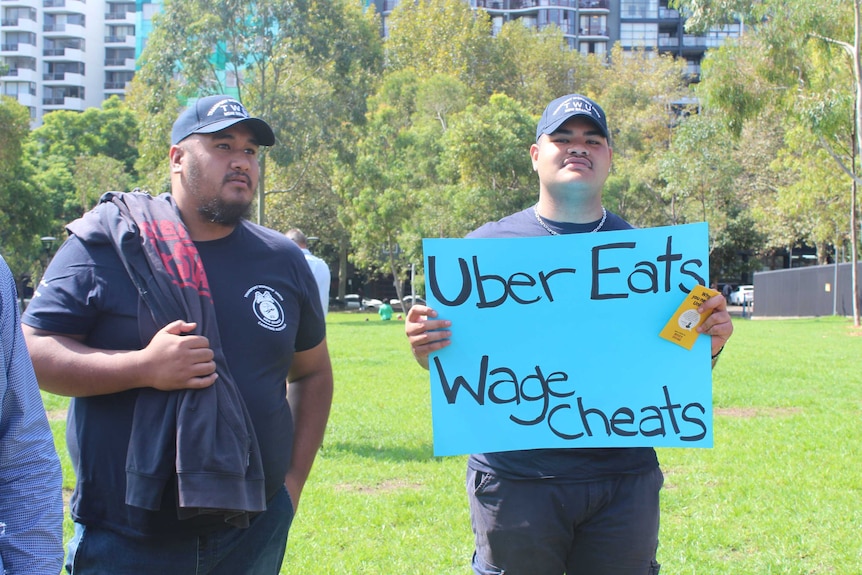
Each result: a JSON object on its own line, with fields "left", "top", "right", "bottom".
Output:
{"left": 197, "top": 196, "right": 251, "bottom": 226}
{"left": 185, "top": 156, "right": 253, "bottom": 226}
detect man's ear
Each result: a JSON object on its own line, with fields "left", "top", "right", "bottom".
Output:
{"left": 169, "top": 144, "right": 183, "bottom": 174}
{"left": 529, "top": 142, "right": 540, "bottom": 171}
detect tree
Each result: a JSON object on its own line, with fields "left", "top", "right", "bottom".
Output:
{"left": 0, "top": 95, "right": 29, "bottom": 174}
{"left": 385, "top": 0, "right": 495, "bottom": 98}
{"left": 28, "top": 97, "right": 139, "bottom": 225}
{"left": 659, "top": 112, "right": 766, "bottom": 281}
{"left": 0, "top": 97, "right": 53, "bottom": 298}
{"left": 591, "top": 45, "right": 692, "bottom": 228}
{"left": 488, "top": 21, "right": 599, "bottom": 112}
{"left": 678, "top": 0, "right": 860, "bottom": 323}
{"left": 438, "top": 93, "right": 536, "bottom": 234}
{"left": 73, "top": 155, "right": 134, "bottom": 213}
{"left": 337, "top": 70, "right": 424, "bottom": 305}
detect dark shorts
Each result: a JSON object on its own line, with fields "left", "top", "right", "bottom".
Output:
{"left": 65, "top": 486, "right": 294, "bottom": 575}
{"left": 467, "top": 466, "right": 663, "bottom": 575}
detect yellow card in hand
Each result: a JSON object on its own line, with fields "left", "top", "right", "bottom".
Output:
{"left": 659, "top": 285, "right": 720, "bottom": 350}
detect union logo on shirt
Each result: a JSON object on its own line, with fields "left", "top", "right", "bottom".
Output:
{"left": 245, "top": 285, "right": 286, "bottom": 331}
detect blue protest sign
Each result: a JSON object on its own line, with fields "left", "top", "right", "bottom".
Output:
{"left": 423, "top": 223, "right": 713, "bottom": 456}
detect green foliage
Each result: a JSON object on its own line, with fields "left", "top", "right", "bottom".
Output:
{"left": 72, "top": 155, "right": 134, "bottom": 214}
{"left": 30, "top": 97, "right": 138, "bottom": 174}
{"left": 0, "top": 97, "right": 53, "bottom": 283}
{"left": 27, "top": 97, "right": 140, "bottom": 225}
{"left": 386, "top": 0, "right": 494, "bottom": 96}
{"left": 489, "top": 23, "right": 596, "bottom": 111}
{"left": 0, "top": 96, "right": 29, "bottom": 173}
{"left": 669, "top": 0, "right": 764, "bottom": 33}
{"left": 592, "top": 46, "right": 692, "bottom": 228}
{"left": 438, "top": 93, "right": 536, "bottom": 233}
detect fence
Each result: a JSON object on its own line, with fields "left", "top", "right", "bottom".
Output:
{"left": 753, "top": 262, "right": 862, "bottom": 318}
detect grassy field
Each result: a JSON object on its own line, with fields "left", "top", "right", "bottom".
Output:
{"left": 43, "top": 314, "right": 862, "bottom": 574}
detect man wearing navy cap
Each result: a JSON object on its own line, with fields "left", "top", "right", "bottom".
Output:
{"left": 405, "top": 94, "right": 734, "bottom": 574}
{"left": 23, "top": 95, "right": 333, "bottom": 574}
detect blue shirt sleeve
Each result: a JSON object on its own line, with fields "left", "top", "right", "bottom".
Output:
{"left": 0, "top": 258, "right": 64, "bottom": 575}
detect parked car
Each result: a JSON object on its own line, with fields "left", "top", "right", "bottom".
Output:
{"left": 390, "top": 295, "right": 426, "bottom": 312}
{"left": 343, "top": 294, "right": 363, "bottom": 310}
{"left": 362, "top": 298, "right": 384, "bottom": 311}
{"left": 729, "top": 285, "right": 754, "bottom": 305}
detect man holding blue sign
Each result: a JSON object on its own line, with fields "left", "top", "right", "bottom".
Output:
{"left": 406, "top": 94, "right": 733, "bottom": 575}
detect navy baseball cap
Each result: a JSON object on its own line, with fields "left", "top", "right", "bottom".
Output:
{"left": 171, "top": 95, "right": 275, "bottom": 146}
{"left": 536, "top": 94, "right": 610, "bottom": 143}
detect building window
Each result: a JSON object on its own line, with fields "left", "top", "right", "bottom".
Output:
{"left": 579, "top": 15, "right": 607, "bottom": 36}
{"left": 3, "top": 81, "right": 36, "bottom": 96}
{"left": 620, "top": 0, "right": 658, "bottom": 19}
{"left": 579, "top": 41, "right": 608, "bottom": 55}
{"left": 4, "top": 7, "right": 37, "bottom": 22}
{"left": 105, "top": 47, "right": 135, "bottom": 66}
{"left": 105, "top": 70, "right": 134, "bottom": 90}
{"left": 620, "top": 23, "right": 658, "bottom": 47}
{"left": 44, "top": 85, "right": 85, "bottom": 104}
{"left": 2, "top": 31, "right": 37, "bottom": 49}
{"left": 106, "top": 24, "right": 135, "bottom": 42}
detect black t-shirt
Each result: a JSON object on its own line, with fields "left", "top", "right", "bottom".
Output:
{"left": 466, "top": 207, "right": 659, "bottom": 480}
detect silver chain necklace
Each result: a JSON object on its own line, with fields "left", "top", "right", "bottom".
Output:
{"left": 533, "top": 204, "right": 607, "bottom": 235}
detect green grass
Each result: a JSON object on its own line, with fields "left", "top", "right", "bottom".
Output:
{"left": 43, "top": 314, "right": 862, "bottom": 574}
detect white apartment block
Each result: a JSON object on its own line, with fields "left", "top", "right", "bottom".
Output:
{"left": 0, "top": 0, "right": 161, "bottom": 127}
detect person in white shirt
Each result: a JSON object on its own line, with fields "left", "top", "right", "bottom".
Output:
{"left": 286, "top": 229, "right": 331, "bottom": 315}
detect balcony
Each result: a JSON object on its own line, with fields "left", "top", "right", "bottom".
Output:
{"left": 579, "top": 27, "right": 608, "bottom": 38}
{"left": 43, "top": 95, "right": 84, "bottom": 111}
{"left": 2, "top": 67, "right": 37, "bottom": 82}
{"left": 43, "top": 71, "right": 84, "bottom": 84}
{"left": 104, "top": 11, "right": 135, "bottom": 24}
{"left": 104, "top": 81, "right": 129, "bottom": 90}
{"left": 43, "top": 0, "right": 86, "bottom": 12}
{"left": 43, "top": 23, "right": 86, "bottom": 38}
{"left": 1, "top": 43, "right": 39, "bottom": 58}
{"left": 4, "top": 17, "right": 39, "bottom": 33}
{"left": 11, "top": 92, "right": 39, "bottom": 109}
{"left": 104, "top": 35, "right": 135, "bottom": 47}
{"left": 43, "top": 47, "right": 85, "bottom": 61}
{"left": 104, "top": 57, "right": 135, "bottom": 68}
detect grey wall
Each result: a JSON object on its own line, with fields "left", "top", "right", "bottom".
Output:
{"left": 753, "top": 262, "right": 862, "bottom": 318}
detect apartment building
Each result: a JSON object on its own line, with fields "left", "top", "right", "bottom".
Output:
{"left": 0, "top": 0, "right": 161, "bottom": 127}
{"left": 369, "top": 0, "right": 740, "bottom": 79}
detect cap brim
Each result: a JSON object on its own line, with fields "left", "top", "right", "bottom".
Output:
{"left": 538, "top": 112, "right": 609, "bottom": 142}
{"left": 191, "top": 117, "right": 276, "bottom": 146}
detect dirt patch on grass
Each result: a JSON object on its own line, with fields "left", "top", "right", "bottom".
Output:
{"left": 714, "top": 407, "right": 802, "bottom": 418}
{"left": 335, "top": 479, "right": 424, "bottom": 494}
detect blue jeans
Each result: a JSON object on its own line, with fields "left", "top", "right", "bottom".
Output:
{"left": 65, "top": 486, "right": 294, "bottom": 575}
{"left": 467, "top": 467, "right": 663, "bottom": 575}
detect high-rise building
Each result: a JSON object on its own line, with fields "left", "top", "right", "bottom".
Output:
{"left": 369, "top": 0, "right": 740, "bottom": 80}
{"left": 1, "top": 0, "right": 161, "bottom": 127}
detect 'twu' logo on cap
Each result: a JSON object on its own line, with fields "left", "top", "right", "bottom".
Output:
{"left": 206, "top": 99, "right": 250, "bottom": 119}
{"left": 553, "top": 96, "right": 601, "bottom": 122}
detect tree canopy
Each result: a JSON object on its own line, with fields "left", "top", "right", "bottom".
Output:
{"left": 3, "top": 0, "right": 860, "bottom": 315}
